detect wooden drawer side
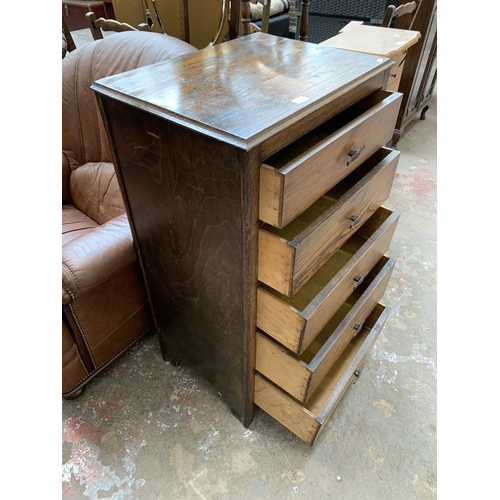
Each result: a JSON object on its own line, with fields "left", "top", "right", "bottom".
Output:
{"left": 259, "top": 165, "right": 284, "bottom": 232}
{"left": 258, "top": 230, "right": 295, "bottom": 297}
{"left": 256, "top": 257, "right": 395, "bottom": 403}
{"left": 300, "top": 209, "right": 399, "bottom": 352}
{"left": 255, "top": 305, "right": 392, "bottom": 445}
{"left": 260, "top": 90, "right": 402, "bottom": 228}
{"left": 292, "top": 148, "right": 400, "bottom": 295}
{"left": 256, "top": 208, "right": 399, "bottom": 354}
{"left": 255, "top": 373, "right": 320, "bottom": 445}
{"left": 306, "top": 257, "right": 395, "bottom": 398}
{"left": 258, "top": 148, "right": 400, "bottom": 297}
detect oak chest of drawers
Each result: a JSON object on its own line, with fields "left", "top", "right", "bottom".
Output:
{"left": 93, "top": 32, "right": 402, "bottom": 445}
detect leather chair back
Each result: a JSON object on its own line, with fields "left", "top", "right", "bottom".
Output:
{"left": 62, "top": 32, "right": 197, "bottom": 224}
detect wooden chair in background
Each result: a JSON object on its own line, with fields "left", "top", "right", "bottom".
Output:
{"left": 62, "top": 16, "right": 76, "bottom": 57}
{"left": 85, "top": 11, "right": 151, "bottom": 40}
{"left": 110, "top": 0, "right": 226, "bottom": 48}
{"left": 90, "top": 0, "right": 310, "bottom": 48}
{"left": 382, "top": 0, "right": 421, "bottom": 30}
{"left": 240, "top": 0, "right": 271, "bottom": 35}
{"left": 240, "top": 0, "right": 310, "bottom": 40}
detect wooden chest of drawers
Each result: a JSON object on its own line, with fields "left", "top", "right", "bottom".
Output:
{"left": 93, "top": 33, "right": 402, "bottom": 445}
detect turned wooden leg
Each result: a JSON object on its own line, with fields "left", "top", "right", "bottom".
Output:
{"left": 240, "top": 0, "right": 252, "bottom": 36}
{"left": 420, "top": 105, "right": 429, "bottom": 120}
{"left": 392, "top": 129, "right": 401, "bottom": 148}
{"left": 299, "top": 0, "right": 311, "bottom": 41}
{"left": 63, "top": 385, "right": 86, "bottom": 400}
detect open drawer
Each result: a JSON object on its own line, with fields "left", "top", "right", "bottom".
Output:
{"left": 256, "top": 256, "right": 395, "bottom": 403}
{"left": 254, "top": 303, "right": 391, "bottom": 445}
{"left": 259, "top": 89, "right": 402, "bottom": 229}
{"left": 257, "top": 207, "right": 399, "bottom": 354}
{"left": 258, "top": 147, "right": 399, "bottom": 297}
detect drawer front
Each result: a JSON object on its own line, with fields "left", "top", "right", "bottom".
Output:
{"left": 259, "top": 148, "right": 400, "bottom": 297}
{"left": 259, "top": 90, "right": 402, "bottom": 229}
{"left": 386, "top": 78, "right": 401, "bottom": 92}
{"left": 256, "top": 257, "right": 395, "bottom": 403}
{"left": 387, "top": 60, "right": 405, "bottom": 86}
{"left": 257, "top": 207, "right": 399, "bottom": 354}
{"left": 254, "top": 304, "right": 391, "bottom": 445}
{"left": 386, "top": 53, "right": 406, "bottom": 91}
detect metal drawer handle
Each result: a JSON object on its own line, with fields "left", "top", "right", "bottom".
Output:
{"left": 353, "top": 321, "right": 365, "bottom": 337}
{"left": 347, "top": 144, "right": 366, "bottom": 165}
{"left": 349, "top": 215, "right": 362, "bottom": 228}
{"left": 353, "top": 367, "right": 363, "bottom": 384}
{"left": 353, "top": 274, "right": 365, "bottom": 290}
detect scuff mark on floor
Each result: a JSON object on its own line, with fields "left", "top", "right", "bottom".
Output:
{"left": 371, "top": 342, "right": 437, "bottom": 380}
{"left": 62, "top": 416, "right": 146, "bottom": 500}
{"left": 392, "top": 167, "right": 437, "bottom": 210}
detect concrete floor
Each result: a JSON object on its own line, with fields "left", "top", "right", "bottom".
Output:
{"left": 62, "top": 32, "right": 437, "bottom": 500}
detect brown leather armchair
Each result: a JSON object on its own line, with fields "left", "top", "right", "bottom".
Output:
{"left": 62, "top": 31, "right": 197, "bottom": 399}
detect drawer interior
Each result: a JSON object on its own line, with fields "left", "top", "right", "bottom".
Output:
{"left": 304, "top": 316, "right": 372, "bottom": 416}
{"left": 307, "top": 302, "right": 389, "bottom": 417}
{"left": 262, "top": 148, "right": 395, "bottom": 241}
{"left": 298, "top": 256, "right": 389, "bottom": 365}
{"left": 254, "top": 304, "right": 390, "bottom": 445}
{"left": 259, "top": 207, "right": 395, "bottom": 313}
{"left": 262, "top": 90, "right": 394, "bottom": 170}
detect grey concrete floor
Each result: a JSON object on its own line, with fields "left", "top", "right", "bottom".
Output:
{"left": 62, "top": 31, "right": 437, "bottom": 500}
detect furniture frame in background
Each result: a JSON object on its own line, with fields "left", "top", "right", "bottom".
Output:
{"left": 62, "top": 0, "right": 115, "bottom": 31}
{"left": 381, "top": 0, "right": 420, "bottom": 29}
{"left": 392, "top": 0, "right": 436, "bottom": 146}
{"left": 86, "top": 10, "right": 151, "bottom": 40}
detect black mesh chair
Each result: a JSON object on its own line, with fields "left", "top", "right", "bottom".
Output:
{"left": 295, "top": 0, "right": 390, "bottom": 44}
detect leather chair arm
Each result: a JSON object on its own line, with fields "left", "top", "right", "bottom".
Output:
{"left": 62, "top": 213, "right": 137, "bottom": 302}
{"left": 62, "top": 152, "right": 72, "bottom": 205}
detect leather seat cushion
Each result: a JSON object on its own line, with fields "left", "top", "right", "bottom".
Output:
{"left": 62, "top": 204, "right": 99, "bottom": 246}
{"left": 69, "top": 161, "right": 126, "bottom": 226}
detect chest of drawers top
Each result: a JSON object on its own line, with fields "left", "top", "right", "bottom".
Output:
{"left": 92, "top": 32, "right": 393, "bottom": 152}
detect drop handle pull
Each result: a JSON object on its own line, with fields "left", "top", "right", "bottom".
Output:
{"left": 353, "top": 322, "right": 364, "bottom": 337}
{"left": 353, "top": 367, "right": 363, "bottom": 384}
{"left": 353, "top": 274, "right": 365, "bottom": 290}
{"left": 349, "top": 214, "right": 362, "bottom": 228}
{"left": 347, "top": 144, "right": 366, "bottom": 165}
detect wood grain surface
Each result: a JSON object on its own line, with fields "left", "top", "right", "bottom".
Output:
{"left": 92, "top": 33, "right": 393, "bottom": 151}
{"left": 259, "top": 90, "right": 402, "bottom": 228}
{"left": 319, "top": 24, "right": 421, "bottom": 59}
{"left": 93, "top": 33, "right": 396, "bottom": 430}
{"left": 257, "top": 207, "right": 399, "bottom": 354}
{"left": 255, "top": 257, "right": 395, "bottom": 403}
{"left": 254, "top": 303, "right": 391, "bottom": 445}
{"left": 98, "top": 97, "right": 259, "bottom": 425}
{"left": 258, "top": 148, "right": 400, "bottom": 296}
